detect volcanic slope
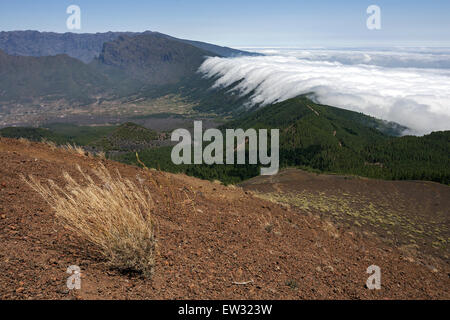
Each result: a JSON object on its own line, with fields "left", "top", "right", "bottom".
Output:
{"left": 0, "top": 137, "right": 448, "bottom": 300}
{"left": 241, "top": 168, "right": 450, "bottom": 266}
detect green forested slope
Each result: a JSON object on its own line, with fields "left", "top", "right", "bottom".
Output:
{"left": 227, "top": 96, "right": 449, "bottom": 184}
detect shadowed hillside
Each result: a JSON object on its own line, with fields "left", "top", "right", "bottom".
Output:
{"left": 0, "top": 50, "right": 110, "bottom": 103}
{"left": 91, "top": 122, "right": 159, "bottom": 152}
{"left": 0, "top": 33, "right": 220, "bottom": 106}
{"left": 96, "top": 34, "right": 218, "bottom": 85}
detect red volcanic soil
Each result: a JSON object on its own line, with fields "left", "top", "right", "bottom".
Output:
{"left": 241, "top": 169, "right": 450, "bottom": 266}
{"left": 0, "top": 137, "right": 449, "bottom": 300}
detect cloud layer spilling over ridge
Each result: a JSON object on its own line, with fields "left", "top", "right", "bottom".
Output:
{"left": 241, "top": 47, "right": 450, "bottom": 69}
{"left": 199, "top": 52, "right": 450, "bottom": 135}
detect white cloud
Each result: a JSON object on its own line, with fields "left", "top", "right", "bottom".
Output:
{"left": 199, "top": 52, "right": 450, "bottom": 135}
{"left": 240, "top": 47, "right": 450, "bottom": 69}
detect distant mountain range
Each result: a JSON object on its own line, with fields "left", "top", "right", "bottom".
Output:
{"left": 0, "top": 34, "right": 207, "bottom": 103}
{"left": 0, "top": 30, "right": 259, "bottom": 63}
{"left": 0, "top": 31, "right": 261, "bottom": 110}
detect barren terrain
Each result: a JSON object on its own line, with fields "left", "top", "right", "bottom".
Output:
{"left": 0, "top": 138, "right": 448, "bottom": 300}
{"left": 241, "top": 169, "right": 450, "bottom": 265}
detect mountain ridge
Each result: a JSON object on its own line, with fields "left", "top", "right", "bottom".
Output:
{"left": 0, "top": 30, "right": 259, "bottom": 63}
{"left": 0, "top": 33, "right": 221, "bottom": 104}
{"left": 95, "top": 33, "right": 219, "bottom": 85}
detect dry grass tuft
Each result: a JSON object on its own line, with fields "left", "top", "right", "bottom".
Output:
{"left": 22, "top": 164, "right": 156, "bottom": 277}
{"left": 41, "top": 139, "right": 58, "bottom": 150}
{"left": 322, "top": 220, "right": 340, "bottom": 239}
{"left": 96, "top": 151, "right": 106, "bottom": 160}
{"left": 18, "top": 137, "right": 31, "bottom": 146}
{"left": 63, "top": 143, "right": 88, "bottom": 156}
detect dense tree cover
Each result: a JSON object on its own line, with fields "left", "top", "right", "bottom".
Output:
{"left": 90, "top": 122, "right": 159, "bottom": 152}
{"left": 0, "top": 127, "right": 67, "bottom": 144}
{"left": 361, "top": 131, "right": 450, "bottom": 183}
{"left": 45, "top": 123, "right": 117, "bottom": 145}
{"left": 0, "top": 124, "right": 116, "bottom": 146}
{"left": 226, "top": 96, "right": 449, "bottom": 184}
{"left": 111, "top": 146, "right": 259, "bottom": 185}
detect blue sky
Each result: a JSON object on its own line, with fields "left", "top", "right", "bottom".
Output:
{"left": 1, "top": 0, "right": 449, "bottom": 47}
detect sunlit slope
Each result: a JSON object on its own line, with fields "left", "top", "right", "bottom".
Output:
{"left": 227, "top": 96, "right": 450, "bottom": 184}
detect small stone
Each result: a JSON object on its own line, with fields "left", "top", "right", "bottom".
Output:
{"left": 79, "top": 260, "right": 90, "bottom": 266}
{"left": 325, "top": 265, "right": 335, "bottom": 272}
{"left": 58, "top": 287, "right": 70, "bottom": 294}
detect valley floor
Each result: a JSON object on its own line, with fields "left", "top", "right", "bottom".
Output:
{"left": 0, "top": 137, "right": 448, "bottom": 299}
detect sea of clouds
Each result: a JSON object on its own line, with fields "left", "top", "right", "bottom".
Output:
{"left": 199, "top": 48, "right": 450, "bottom": 135}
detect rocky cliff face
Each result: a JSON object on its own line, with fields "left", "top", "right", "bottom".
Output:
{"left": 0, "top": 30, "right": 259, "bottom": 63}
{"left": 97, "top": 33, "right": 218, "bottom": 85}
{"left": 0, "top": 31, "right": 131, "bottom": 63}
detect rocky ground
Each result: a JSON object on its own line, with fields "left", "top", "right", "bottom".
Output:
{"left": 0, "top": 137, "right": 448, "bottom": 300}
{"left": 241, "top": 169, "right": 450, "bottom": 266}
